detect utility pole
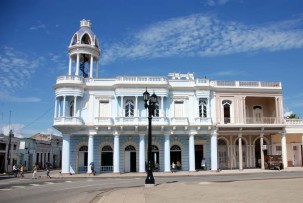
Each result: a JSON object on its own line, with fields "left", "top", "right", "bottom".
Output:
{"left": 6, "top": 111, "right": 13, "bottom": 173}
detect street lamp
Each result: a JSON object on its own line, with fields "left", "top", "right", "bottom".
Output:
{"left": 143, "top": 88, "right": 157, "bottom": 185}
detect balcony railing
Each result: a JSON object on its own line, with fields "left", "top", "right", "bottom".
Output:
{"left": 285, "top": 119, "right": 303, "bottom": 125}
{"left": 95, "top": 117, "right": 113, "bottom": 125}
{"left": 114, "top": 117, "right": 169, "bottom": 125}
{"left": 54, "top": 117, "right": 84, "bottom": 125}
{"left": 194, "top": 117, "right": 212, "bottom": 124}
{"left": 100, "top": 166, "right": 113, "bottom": 173}
{"left": 213, "top": 80, "right": 281, "bottom": 88}
{"left": 245, "top": 117, "right": 281, "bottom": 124}
{"left": 56, "top": 75, "right": 84, "bottom": 84}
{"left": 170, "top": 117, "right": 189, "bottom": 125}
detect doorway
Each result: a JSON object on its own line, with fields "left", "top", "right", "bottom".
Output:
{"left": 124, "top": 145, "right": 136, "bottom": 172}
{"left": 195, "top": 145, "right": 203, "bottom": 170}
{"left": 255, "top": 139, "right": 268, "bottom": 168}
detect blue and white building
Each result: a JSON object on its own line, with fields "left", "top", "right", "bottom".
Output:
{"left": 54, "top": 20, "right": 300, "bottom": 174}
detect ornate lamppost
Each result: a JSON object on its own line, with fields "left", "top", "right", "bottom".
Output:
{"left": 143, "top": 88, "right": 157, "bottom": 185}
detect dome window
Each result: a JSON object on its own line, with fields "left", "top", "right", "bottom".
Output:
{"left": 81, "top": 33, "right": 91, "bottom": 45}
{"left": 71, "top": 34, "right": 77, "bottom": 45}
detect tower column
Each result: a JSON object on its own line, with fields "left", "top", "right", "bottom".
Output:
{"left": 90, "top": 55, "right": 93, "bottom": 78}
{"left": 54, "top": 98, "right": 57, "bottom": 118}
{"left": 73, "top": 96, "right": 77, "bottom": 117}
{"left": 75, "top": 54, "right": 80, "bottom": 76}
{"left": 63, "top": 96, "right": 66, "bottom": 117}
{"left": 68, "top": 57, "right": 72, "bottom": 75}
{"left": 238, "top": 134, "right": 243, "bottom": 170}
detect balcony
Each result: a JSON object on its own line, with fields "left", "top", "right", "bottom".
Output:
{"left": 245, "top": 117, "right": 282, "bottom": 124}
{"left": 114, "top": 117, "right": 169, "bottom": 125}
{"left": 285, "top": 119, "right": 303, "bottom": 125}
{"left": 56, "top": 75, "right": 84, "bottom": 85}
{"left": 170, "top": 117, "right": 189, "bottom": 125}
{"left": 94, "top": 117, "right": 113, "bottom": 125}
{"left": 54, "top": 117, "right": 84, "bottom": 125}
{"left": 194, "top": 117, "right": 212, "bottom": 125}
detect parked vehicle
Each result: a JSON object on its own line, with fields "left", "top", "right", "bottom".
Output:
{"left": 265, "top": 155, "right": 283, "bottom": 170}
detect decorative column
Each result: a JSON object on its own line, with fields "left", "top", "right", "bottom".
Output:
{"left": 90, "top": 55, "right": 93, "bottom": 78}
{"left": 68, "top": 57, "right": 72, "bottom": 75}
{"left": 62, "top": 134, "right": 70, "bottom": 174}
{"left": 135, "top": 96, "right": 138, "bottom": 117}
{"left": 75, "top": 54, "right": 79, "bottom": 76}
{"left": 238, "top": 134, "right": 243, "bottom": 170}
{"left": 113, "top": 134, "right": 120, "bottom": 173}
{"left": 63, "top": 96, "right": 66, "bottom": 117}
{"left": 73, "top": 96, "right": 77, "bottom": 117}
{"left": 87, "top": 134, "right": 94, "bottom": 174}
{"left": 189, "top": 133, "right": 196, "bottom": 171}
{"left": 139, "top": 134, "right": 145, "bottom": 173}
{"left": 164, "top": 134, "right": 171, "bottom": 172}
{"left": 211, "top": 130, "right": 218, "bottom": 171}
{"left": 243, "top": 97, "right": 246, "bottom": 123}
{"left": 54, "top": 98, "right": 57, "bottom": 118}
{"left": 161, "top": 96, "right": 164, "bottom": 117}
{"left": 260, "top": 133, "right": 265, "bottom": 170}
{"left": 281, "top": 130, "right": 288, "bottom": 168}
{"left": 121, "top": 96, "right": 124, "bottom": 117}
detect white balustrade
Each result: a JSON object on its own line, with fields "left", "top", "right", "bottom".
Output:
{"left": 285, "top": 119, "right": 303, "bottom": 125}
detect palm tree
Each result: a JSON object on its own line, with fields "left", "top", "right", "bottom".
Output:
{"left": 288, "top": 113, "right": 300, "bottom": 119}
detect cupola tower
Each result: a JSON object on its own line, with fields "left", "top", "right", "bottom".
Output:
{"left": 68, "top": 19, "right": 101, "bottom": 78}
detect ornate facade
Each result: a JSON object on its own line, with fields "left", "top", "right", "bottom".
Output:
{"left": 54, "top": 20, "right": 303, "bottom": 174}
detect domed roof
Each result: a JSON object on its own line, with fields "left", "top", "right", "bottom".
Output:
{"left": 70, "top": 19, "right": 99, "bottom": 48}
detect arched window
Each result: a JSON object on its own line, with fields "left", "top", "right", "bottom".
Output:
{"left": 152, "top": 145, "right": 159, "bottom": 151}
{"left": 69, "top": 100, "right": 74, "bottom": 117}
{"left": 72, "top": 34, "right": 77, "bottom": 45}
{"left": 81, "top": 33, "right": 91, "bottom": 45}
{"left": 125, "top": 99, "right": 134, "bottom": 117}
{"left": 125, "top": 145, "right": 136, "bottom": 151}
{"left": 199, "top": 98, "right": 208, "bottom": 118}
{"left": 79, "top": 146, "right": 88, "bottom": 151}
{"left": 102, "top": 146, "right": 113, "bottom": 151}
{"left": 253, "top": 105, "right": 263, "bottom": 123}
{"left": 95, "top": 38, "right": 99, "bottom": 48}
{"left": 170, "top": 145, "right": 181, "bottom": 151}
{"left": 222, "top": 100, "right": 232, "bottom": 124}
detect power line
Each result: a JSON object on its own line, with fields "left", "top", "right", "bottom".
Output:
{"left": 23, "top": 105, "right": 54, "bottom": 129}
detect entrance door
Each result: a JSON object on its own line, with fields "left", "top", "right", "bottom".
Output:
{"left": 195, "top": 145, "right": 203, "bottom": 170}
{"left": 293, "top": 145, "right": 301, "bottom": 166}
{"left": 218, "top": 140, "right": 228, "bottom": 169}
{"left": 124, "top": 145, "right": 136, "bottom": 172}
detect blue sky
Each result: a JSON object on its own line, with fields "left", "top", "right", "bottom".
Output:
{"left": 1, "top": 0, "right": 303, "bottom": 137}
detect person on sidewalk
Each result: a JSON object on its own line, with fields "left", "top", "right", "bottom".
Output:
{"left": 12, "top": 164, "right": 18, "bottom": 177}
{"left": 46, "top": 162, "right": 51, "bottom": 179}
{"left": 171, "top": 162, "right": 176, "bottom": 173}
{"left": 32, "top": 164, "right": 37, "bottom": 179}
{"left": 89, "top": 163, "right": 95, "bottom": 176}
{"left": 19, "top": 164, "right": 24, "bottom": 179}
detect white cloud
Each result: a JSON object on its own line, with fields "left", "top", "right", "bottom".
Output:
{"left": 101, "top": 14, "right": 303, "bottom": 65}
{"left": 29, "top": 24, "right": 46, "bottom": 30}
{"left": 211, "top": 70, "right": 246, "bottom": 77}
{"left": 0, "top": 47, "right": 44, "bottom": 95}
{"left": 1, "top": 124, "right": 25, "bottom": 138}
{"left": 0, "top": 92, "right": 41, "bottom": 103}
{"left": 41, "top": 128, "right": 62, "bottom": 137}
{"left": 205, "top": 0, "right": 230, "bottom": 6}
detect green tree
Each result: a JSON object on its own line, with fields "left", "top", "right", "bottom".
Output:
{"left": 288, "top": 113, "right": 300, "bottom": 119}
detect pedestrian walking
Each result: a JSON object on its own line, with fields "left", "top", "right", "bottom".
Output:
{"left": 13, "top": 164, "right": 18, "bottom": 177}
{"left": 89, "top": 162, "right": 95, "bottom": 176}
{"left": 32, "top": 165, "right": 37, "bottom": 179}
{"left": 46, "top": 162, "right": 51, "bottom": 179}
{"left": 20, "top": 164, "right": 24, "bottom": 179}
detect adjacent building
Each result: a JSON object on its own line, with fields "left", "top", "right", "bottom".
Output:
{"left": 53, "top": 19, "right": 303, "bottom": 174}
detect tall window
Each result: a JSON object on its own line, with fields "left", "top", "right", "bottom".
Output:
{"left": 253, "top": 105, "right": 263, "bottom": 123}
{"left": 99, "top": 100, "right": 110, "bottom": 117}
{"left": 81, "top": 33, "right": 91, "bottom": 44}
{"left": 174, "top": 101, "right": 184, "bottom": 117}
{"left": 125, "top": 99, "right": 134, "bottom": 117}
{"left": 69, "top": 100, "right": 74, "bottom": 117}
{"left": 222, "top": 100, "right": 232, "bottom": 124}
{"left": 199, "top": 98, "right": 208, "bottom": 118}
